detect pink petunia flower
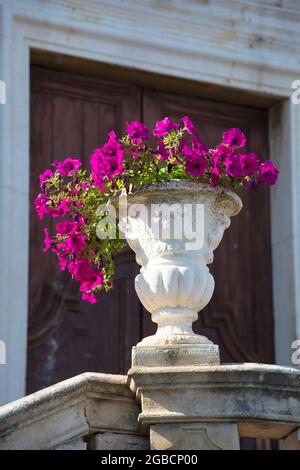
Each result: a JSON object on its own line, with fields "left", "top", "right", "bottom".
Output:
{"left": 56, "top": 220, "right": 80, "bottom": 236}
{"left": 183, "top": 147, "right": 207, "bottom": 177}
{"left": 192, "top": 138, "right": 208, "bottom": 153}
{"left": 34, "top": 193, "right": 51, "bottom": 220}
{"left": 52, "top": 246, "right": 68, "bottom": 271}
{"left": 155, "top": 140, "right": 170, "bottom": 161}
{"left": 42, "top": 228, "right": 52, "bottom": 253}
{"left": 52, "top": 157, "right": 81, "bottom": 176}
{"left": 126, "top": 121, "right": 149, "bottom": 145}
{"left": 81, "top": 291, "right": 97, "bottom": 304}
{"left": 64, "top": 233, "right": 86, "bottom": 254}
{"left": 80, "top": 270, "right": 104, "bottom": 303}
{"left": 90, "top": 131, "right": 124, "bottom": 186}
{"left": 39, "top": 169, "right": 53, "bottom": 188}
{"left": 222, "top": 128, "right": 246, "bottom": 148}
{"left": 210, "top": 165, "right": 220, "bottom": 187}
{"left": 80, "top": 270, "right": 104, "bottom": 292}
{"left": 225, "top": 155, "right": 242, "bottom": 177}
{"left": 68, "top": 257, "right": 93, "bottom": 282}
{"left": 51, "top": 198, "right": 71, "bottom": 218}
{"left": 215, "top": 143, "right": 235, "bottom": 159}
{"left": 258, "top": 160, "right": 279, "bottom": 185}
{"left": 182, "top": 116, "right": 199, "bottom": 137}
{"left": 240, "top": 153, "right": 260, "bottom": 177}
{"left": 153, "top": 117, "right": 179, "bottom": 137}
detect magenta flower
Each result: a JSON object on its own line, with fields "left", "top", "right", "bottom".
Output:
{"left": 67, "top": 233, "right": 85, "bottom": 254}
{"left": 56, "top": 220, "right": 79, "bottom": 236}
{"left": 42, "top": 228, "right": 52, "bottom": 253}
{"left": 225, "top": 155, "right": 242, "bottom": 177}
{"left": 34, "top": 193, "right": 51, "bottom": 220}
{"left": 51, "top": 198, "right": 71, "bottom": 218}
{"left": 81, "top": 291, "right": 97, "bottom": 304}
{"left": 153, "top": 117, "right": 179, "bottom": 137}
{"left": 80, "top": 270, "right": 104, "bottom": 303}
{"left": 192, "top": 138, "right": 208, "bottom": 153}
{"left": 53, "top": 157, "right": 81, "bottom": 176}
{"left": 90, "top": 131, "right": 124, "bottom": 186}
{"left": 80, "top": 270, "right": 104, "bottom": 292}
{"left": 239, "top": 153, "right": 260, "bottom": 177}
{"left": 101, "top": 157, "right": 124, "bottom": 180}
{"left": 258, "top": 160, "right": 279, "bottom": 185}
{"left": 39, "top": 169, "right": 53, "bottom": 188}
{"left": 184, "top": 148, "right": 207, "bottom": 177}
{"left": 222, "top": 128, "right": 246, "bottom": 148}
{"left": 68, "top": 257, "right": 93, "bottom": 282}
{"left": 126, "top": 121, "right": 149, "bottom": 144}
{"left": 215, "top": 143, "right": 235, "bottom": 159}
{"left": 52, "top": 248, "right": 68, "bottom": 271}
{"left": 210, "top": 165, "right": 220, "bottom": 187}
{"left": 101, "top": 131, "right": 124, "bottom": 159}
{"left": 182, "top": 116, "right": 199, "bottom": 137}
{"left": 155, "top": 140, "right": 170, "bottom": 161}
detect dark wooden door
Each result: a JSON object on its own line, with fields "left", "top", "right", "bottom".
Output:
{"left": 27, "top": 67, "right": 273, "bottom": 394}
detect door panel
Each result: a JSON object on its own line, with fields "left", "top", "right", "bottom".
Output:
{"left": 143, "top": 89, "right": 274, "bottom": 363}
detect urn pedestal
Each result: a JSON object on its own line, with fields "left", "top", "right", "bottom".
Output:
{"left": 117, "top": 181, "right": 242, "bottom": 367}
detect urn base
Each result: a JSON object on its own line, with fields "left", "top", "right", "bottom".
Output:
{"left": 132, "top": 344, "right": 220, "bottom": 368}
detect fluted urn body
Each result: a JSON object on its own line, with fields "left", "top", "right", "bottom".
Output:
{"left": 117, "top": 181, "right": 242, "bottom": 347}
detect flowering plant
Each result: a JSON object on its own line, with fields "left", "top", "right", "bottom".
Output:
{"left": 35, "top": 116, "right": 278, "bottom": 303}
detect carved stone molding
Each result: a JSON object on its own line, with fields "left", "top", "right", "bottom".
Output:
{"left": 150, "top": 423, "right": 239, "bottom": 450}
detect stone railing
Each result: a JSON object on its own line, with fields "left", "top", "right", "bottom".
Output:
{"left": 0, "top": 362, "right": 299, "bottom": 450}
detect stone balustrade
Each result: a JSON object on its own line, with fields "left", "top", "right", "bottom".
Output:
{"left": 0, "top": 362, "right": 299, "bottom": 450}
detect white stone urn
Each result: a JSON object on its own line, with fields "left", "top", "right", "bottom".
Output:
{"left": 116, "top": 181, "right": 242, "bottom": 350}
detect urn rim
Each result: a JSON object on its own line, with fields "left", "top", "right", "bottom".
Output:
{"left": 112, "top": 180, "right": 243, "bottom": 217}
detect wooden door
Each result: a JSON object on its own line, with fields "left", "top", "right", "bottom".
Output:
{"left": 28, "top": 67, "right": 274, "bottom": 394}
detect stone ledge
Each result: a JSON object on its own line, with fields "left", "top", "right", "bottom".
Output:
{"left": 0, "top": 372, "right": 143, "bottom": 450}
{"left": 128, "top": 363, "right": 300, "bottom": 439}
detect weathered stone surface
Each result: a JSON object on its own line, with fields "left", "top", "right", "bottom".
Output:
{"left": 0, "top": 372, "right": 142, "bottom": 450}
{"left": 150, "top": 423, "right": 239, "bottom": 450}
{"left": 128, "top": 363, "right": 300, "bottom": 440}
{"left": 132, "top": 344, "right": 220, "bottom": 367}
{"left": 92, "top": 432, "right": 149, "bottom": 450}
{"left": 55, "top": 437, "right": 87, "bottom": 450}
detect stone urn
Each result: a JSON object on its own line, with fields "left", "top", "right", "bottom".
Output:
{"left": 116, "top": 181, "right": 242, "bottom": 366}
